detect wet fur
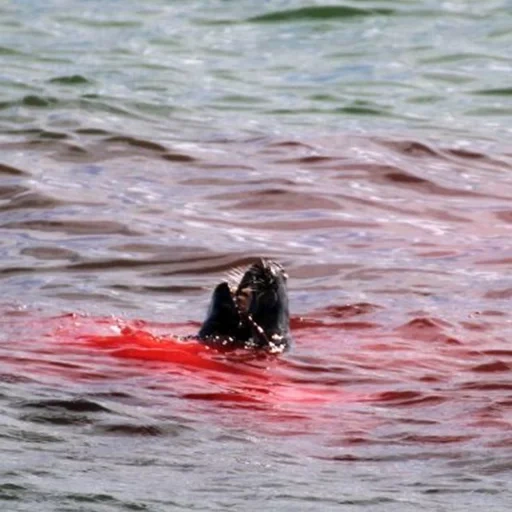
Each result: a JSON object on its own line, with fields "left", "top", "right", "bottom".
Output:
{"left": 197, "top": 259, "right": 291, "bottom": 352}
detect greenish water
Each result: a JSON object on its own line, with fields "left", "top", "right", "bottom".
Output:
{"left": 1, "top": 0, "right": 511, "bottom": 145}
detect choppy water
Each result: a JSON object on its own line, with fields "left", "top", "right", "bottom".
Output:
{"left": 1, "top": 1, "right": 512, "bottom": 510}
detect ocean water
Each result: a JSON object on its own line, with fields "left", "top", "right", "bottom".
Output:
{"left": 1, "top": 1, "right": 512, "bottom": 510}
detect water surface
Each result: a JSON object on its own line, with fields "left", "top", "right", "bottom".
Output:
{"left": 1, "top": 1, "right": 512, "bottom": 510}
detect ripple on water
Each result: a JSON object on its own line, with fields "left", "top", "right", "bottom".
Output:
{"left": 1, "top": 0, "right": 512, "bottom": 507}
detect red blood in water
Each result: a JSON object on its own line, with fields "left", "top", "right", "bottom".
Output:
{"left": 5, "top": 313, "right": 358, "bottom": 411}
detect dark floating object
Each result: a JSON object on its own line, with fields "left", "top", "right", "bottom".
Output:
{"left": 197, "top": 259, "right": 291, "bottom": 353}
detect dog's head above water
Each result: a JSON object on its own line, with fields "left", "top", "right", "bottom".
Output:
{"left": 197, "top": 259, "right": 291, "bottom": 352}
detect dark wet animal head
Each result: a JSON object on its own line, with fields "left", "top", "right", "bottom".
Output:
{"left": 197, "top": 259, "right": 291, "bottom": 352}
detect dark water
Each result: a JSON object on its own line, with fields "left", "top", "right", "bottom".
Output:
{"left": 2, "top": 1, "right": 512, "bottom": 510}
